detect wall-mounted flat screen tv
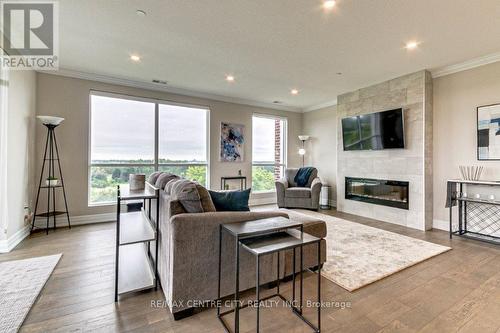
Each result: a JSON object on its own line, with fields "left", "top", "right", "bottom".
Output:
{"left": 342, "top": 108, "right": 404, "bottom": 151}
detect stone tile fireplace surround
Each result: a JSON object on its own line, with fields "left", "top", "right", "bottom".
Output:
{"left": 336, "top": 71, "right": 433, "bottom": 231}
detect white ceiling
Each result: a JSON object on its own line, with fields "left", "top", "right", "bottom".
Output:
{"left": 59, "top": 0, "right": 500, "bottom": 111}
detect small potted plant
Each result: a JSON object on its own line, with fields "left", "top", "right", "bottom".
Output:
{"left": 46, "top": 176, "right": 59, "bottom": 187}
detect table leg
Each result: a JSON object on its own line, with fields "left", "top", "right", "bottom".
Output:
{"left": 235, "top": 238, "right": 240, "bottom": 333}
{"left": 300, "top": 226, "right": 303, "bottom": 314}
{"left": 217, "top": 225, "right": 222, "bottom": 316}
{"left": 256, "top": 255, "right": 260, "bottom": 333}
{"left": 449, "top": 206, "right": 453, "bottom": 239}
{"left": 459, "top": 183, "right": 463, "bottom": 234}
{"left": 317, "top": 241, "right": 321, "bottom": 332}
{"left": 292, "top": 247, "right": 296, "bottom": 305}
{"left": 464, "top": 201, "right": 468, "bottom": 233}
{"left": 277, "top": 251, "right": 280, "bottom": 294}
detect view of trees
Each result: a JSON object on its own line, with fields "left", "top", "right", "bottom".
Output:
{"left": 252, "top": 166, "right": 277, "bottom": 192}
{"left": 90, "top": 160, "right": 207, "bottom": 204}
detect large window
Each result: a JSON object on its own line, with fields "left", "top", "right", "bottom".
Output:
{"left": 252, "top": 115, "right": 287, "bottom": 192}
{"left": 89, "top": 92, "right": 209, "bottom": 205}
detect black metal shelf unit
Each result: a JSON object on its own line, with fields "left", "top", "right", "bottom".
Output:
{"left": 32, "top": 123, "right": 70, "bottom": 234}
{"left": 448, "top": 180, "right": 500, "bottom": 245}
{"left": 115, "top": 182, "right": 160, "bottom": 302}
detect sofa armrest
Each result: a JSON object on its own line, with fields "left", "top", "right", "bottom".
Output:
{"left": 310, "top": 177, "right": 322, "bottom": 209}
{"left": 275, "top": 179, "right": 288, "bottom": 208}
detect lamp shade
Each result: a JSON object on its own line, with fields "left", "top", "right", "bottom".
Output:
{"left": 37, "top": 115, "right": 64, "bottom": 126}
{"left": 298, "top": 135, "right": 310, "bottom": 141}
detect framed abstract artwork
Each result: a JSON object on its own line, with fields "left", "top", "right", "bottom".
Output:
{"left": 220, "top": 122, "right": 244, "bottom": 162}
{"left": 477, "top": 103, "right": 500, "bottom": 160}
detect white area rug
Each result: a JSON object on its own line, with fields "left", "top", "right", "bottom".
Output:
{"left": 0, "top": 254, "right": 62, "bottom": 333}
{"left": 295, "top": 210, "right": 451, "bottom": 291}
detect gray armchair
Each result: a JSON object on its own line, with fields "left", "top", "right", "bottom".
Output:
{"left": 275, "top": 168, "right": 322, "bottom": 210}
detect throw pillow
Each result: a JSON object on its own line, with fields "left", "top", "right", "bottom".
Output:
{"left": 166, "top": 179, "right": 204, "bottom": 213}
{"left": 148, "top": 171, "right": 163, "bottom": 185}
{"left": 208, "top": 189, "right": 251, "bottom": 211}
{"left": 196, "top": 184, "right": 216, "bottom": 212}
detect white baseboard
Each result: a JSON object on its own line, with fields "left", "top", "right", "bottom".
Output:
{"left": 33, "top": 213, "right": 116, "bottom": 229}
{"left": 433, "top": 219, "right": 449, "bottom": 231}
{"left": 0, "top": 225, "right": 30, "bottom": 253}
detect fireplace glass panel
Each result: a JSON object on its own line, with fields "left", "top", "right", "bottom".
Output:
{"left": 345, "top": 177, "right": 409, "bottom": 210}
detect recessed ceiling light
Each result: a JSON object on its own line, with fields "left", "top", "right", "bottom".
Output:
{"left": 226, "top": 75, "right": 235, "bottom": 82}
{"left": 291, "top": 89, "right": 299, "bottom": 95}
{"left": 405, "top": 41, "right": 419, "bottom": 50}
{"left": 136, "top": 10, "right": 147, "bottom": 17}
{"left": 130, "top": 54, "right": 141, "bottom": 62}
{"left": 323, "top": 0, "right": 336, "bottom": 10}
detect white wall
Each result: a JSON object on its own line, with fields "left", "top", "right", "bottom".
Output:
{"left": 302, "top": 105, "right": 337, "bottom": 205}
{"left": 2, "top": 70, "right": 37, "bottom": 247}
{"left": 0, "top": 68, "right": 8, "bottom": 241}
{"left": 36, "top": 73, "right": 304, "bottom": 218}
{"left": 433, "top": 61, "right": 500, "bottom": 225}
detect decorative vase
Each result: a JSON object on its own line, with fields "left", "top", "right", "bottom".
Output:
{"left": 129, "top": 174, "right": 146, "bottom": 191}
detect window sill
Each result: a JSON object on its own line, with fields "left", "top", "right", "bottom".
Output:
{"left": 88, "top": 202, "right": 115, "bottom": 207}
{"left": 251, "top": 190, "right": 276, "bottom": 195}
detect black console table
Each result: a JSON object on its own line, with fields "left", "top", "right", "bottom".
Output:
{"left": 115, "top": 182, "right": 159, "bottom": 302}
{"left": 447, "top": 179, "right": 500, "bottom": 245}
{"left": 220, "top": 176, "right": 247, "bottom": 190}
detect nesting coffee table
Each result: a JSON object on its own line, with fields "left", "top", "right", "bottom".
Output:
{"left": 217, "top": 217, "right": 322, "bottom": 333}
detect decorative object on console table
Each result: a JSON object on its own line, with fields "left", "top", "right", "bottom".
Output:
{"left": 115, "top": 182, "right": 159, "bottom": 302}
{"left": 220, "top": 122, "right": 244, "bottom": 162}
{"left": 32, "top": 116, "right": 70, "bottom": 235}
{"left": 447, "top": 179, "right": 500, "bottom": 245}
{"left": 459, "top": 165, "right": 483, "bottom": 181}
{"left": 477, "top": 103, "right": 500, "bottom": 160}
{"left": 298, "top": 135, "right": 309, "bottom": 167}
{"left": 129, "top": 173, "right": 146, "bottom": 190}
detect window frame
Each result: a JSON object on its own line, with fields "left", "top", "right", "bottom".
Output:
{"left": 251, "top": 113, "right": 288, "bottom": 193}
{"left": 88, "top": 90, "right": 210, "bottom": 206}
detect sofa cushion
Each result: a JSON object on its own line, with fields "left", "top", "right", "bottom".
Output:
{"left": 285, "top": 187, "right": 311, "bottom": 198}
{"left": 196, "top": 184, "right": 216, "bottom": 212}
{"left": 148, "top": 171, "right": 163, "bottom": 185}
{"left": 156, "top": 173, "right": 180, "bottom": 190}
{"left": 208, "top": 189, "right": 251, "bottom": 211}
{"left": 165, "top": 179, "right": 203, "bottom": 213}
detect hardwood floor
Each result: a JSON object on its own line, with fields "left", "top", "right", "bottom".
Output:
{"left": 1, "top": 207, "right": 499, "bottom": 332}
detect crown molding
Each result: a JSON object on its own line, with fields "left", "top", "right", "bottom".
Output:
{"left": 303, "top": 98, "right": 338, "bottom": 112}
{"left": 431, "top": 51, "right": 500, "bottom": 78}
{"left": 39, "top": 68, "right": 303, "bottom": 113}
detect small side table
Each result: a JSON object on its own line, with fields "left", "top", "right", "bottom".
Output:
{"left": 217, "top": 217, "right": 322, "bottom": 333}
{"left": 221, "top": 176, "right": 247, "bottom": 190}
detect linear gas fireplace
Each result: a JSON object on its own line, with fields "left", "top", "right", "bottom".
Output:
{"left": 345, "top": 177, "right": 409, "bottom": 210}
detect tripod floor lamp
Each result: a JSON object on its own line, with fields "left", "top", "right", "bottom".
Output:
{"left": 32, "top": 116, "right": 71, "bottom": 234}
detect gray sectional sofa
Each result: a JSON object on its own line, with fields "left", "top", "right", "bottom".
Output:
{"left": 146, "top": 172, "right": 327, "bottom": 319}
